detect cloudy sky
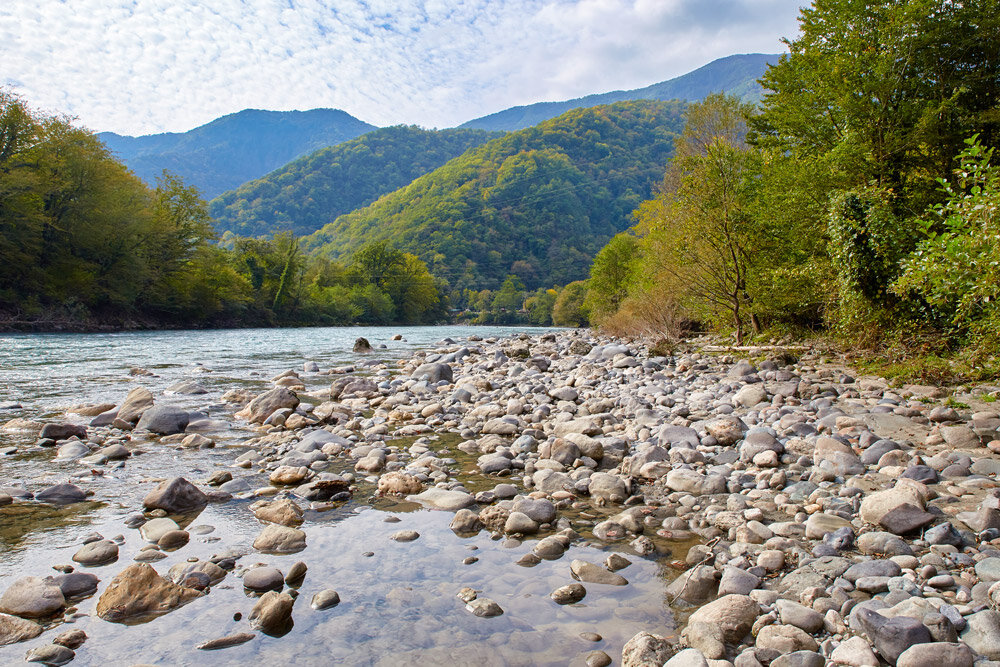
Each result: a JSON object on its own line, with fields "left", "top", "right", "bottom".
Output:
{"left": 1, "top": 0, "right": 801, "bottom": 136}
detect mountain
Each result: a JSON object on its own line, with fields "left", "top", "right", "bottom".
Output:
{"left": 459, "top": 53, "right": 778, "bottom": 132}
{"left": 209, "top": 126, "right": 500, "bottom": 238}
{"left": 98, "top": 109, "right": 376, "bottom": 198}
{"left": 303, "top": 100, "right": 687, "bottom": 291}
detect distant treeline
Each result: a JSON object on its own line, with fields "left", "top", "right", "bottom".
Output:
{"left": 0, "top": 91, "right": 444, "bottom": 329}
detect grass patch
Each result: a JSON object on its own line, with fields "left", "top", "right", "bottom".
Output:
{"left": 857, "top": 353, "right": 1000, "bottom": 386}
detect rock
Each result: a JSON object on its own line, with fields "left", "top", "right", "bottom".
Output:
{"left": 249, "top": 591, "right": 294, "bottom": 636}
{"left": 269, "top": 466, "right": 310, "bottom": 485}
{"left": 377, "top": 472, "right": 423, "bottom": 496}
{"left": 235, "top": 387, "right": 300, "bottom": 424}
{"left": 961, "top": 609, "right": 1000, "bottom": 659}
{"left": 117, "top": 387, "right": 154, "bottom": 423}
{"left": 353, "top": 337, "right": 372, "bottom": 353}
{"left": 54, "top": 441, "right": 90, "bottom": 460}
{"left": 50, "top": 573, "right": 99, "bottom": 600}
{"left": 754, "top": 624, "right": 818, "bottom": 653}
{"left": 551, "top": 583, "right": 586, "bottom": 604}
{"left": 406, "top": 488, "right": 475, "bottom": 511}
{"left": 412, "top": 363, "right": 453, "bottom": 383}
{"left": 664, "top": 648, "right": 708, "bottom": 667}
{"left": 95, "top": 564, "right": 201, "bottom": 622}
{"left": 804, "top": 513, "right": 852, "bottom": 539}
{"left": 855, "top": 607, "right": 932, "bottom": 664}
{"left": 718, "top": 566, "right": 760, "bottom": 596}
{"left": 0, "top": 613, "right": 41, "bottom": 646}
{"left": 466, "top": 598, "right": 503, "bottom": 617}
{"left": 51, "top": 628, "right": 86, "bottom": 649}
{"left": 504, "top": 511, "right": 538, "bottom": 534}
{"left": 139, "top": 517, "right": 180, "bottom": 542}
{"left": 570, "top": 560, "right": 628, "bottom": 586}
{"left": 622, "top": 631, "right": 675, "bottom": 667}
{"left": 512, "top": 497, "right": 556, "bottom": 524}
{"left": 829, "top": 636, "right": 879, "bottom": 666}
{"left": 311, "top": 589, "right": 340, "bottom": 610}
{"left": 196, "top": 632, "right": 256, "bottom": 650}
{"left": 34, "top": 483, "right": 87, "bottom": 505}
{"left": 450, "top": 509, "right": 483, "bottom": 534}
{"left": 250, "top": 498, "right": 304, "bottom": 527}
{"left": 142, "top": 477, "right": 208, "bottom": 514}
{"left": 683, "top": 594, "right": 759, "bottom": 656}
{"left": 253, "top": 525, "right": 306, "bottom": 554}
{"left": 859, "top": 480, "right": 929, "bottom": 533}
{"left": 72, "top": 539, "right": 118, "bottom": 566}
{"left": 775, "top": 599, "right": 824, "bottom": 634}
{"left": 24, "top": 644, "right": 75, "bottom": 665}
{"left": 39, "top": 423, "right": 87, "bottom": 441}
{"left": 705, "top": 415, "right": 747, "bottom": 445}
{"left": 391, "top": 530, "right": 420, "bottom": 542}
{"left": 734, "top": 384, "right": 767, "bottom": 408}
{"left": 135, "top": 405, "right": 190, "bottom": 435}
{"left": 243, "top": 567, "right": 284, "bottom": 593}
{"left": 665, "top": 565, "right": 719, "bottom": 604}
{"left": 0, "top": 577, "right": 64, "bottom": 618}
{"left": 896, "top": 642, "right": 972, "bottom": 667}
{"left": 588, "top": 472, "right": 628, "bottom": 501}
{"left": 940, "top": 424, "right": 980, "bottom": 448}
{"left": 665, "top": 469, "right": 708, "bottom": 494}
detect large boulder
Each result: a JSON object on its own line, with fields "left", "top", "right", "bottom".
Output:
{"left": 38, "top": 423, "right": 87, "bottom": 441}
{"left": 860, "top": 478, "right": 933, "bottom": 534}
{"left": 135, "top": 405, "right": 190, "bottom": 435}
{"left": 0, "top": 577, "right": 65, "bottom": 618}
{"left": 682, "top": 594, "right": 759, "bottom": 659}
{"left": 35, "top": 483, "right": 87, "bottom": 505}
{"left": 95, "top": 564, "right": 201, "bottom": 623}
{"left": 235, "top": 387, "right": 300, "bottom": 424}
{"left": 142, "top": 477, "right": 208, "bottom": 514}
{"left": 622, "top": 631, "right": 675, "bottom": 667}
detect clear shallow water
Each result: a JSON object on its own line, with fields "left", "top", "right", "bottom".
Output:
{"left": 0, "top": 325, "right": 684, "bottom": 666}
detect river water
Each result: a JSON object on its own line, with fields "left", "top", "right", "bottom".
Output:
{"left": 0, "top": 326, "right": 685, "bottom": 666}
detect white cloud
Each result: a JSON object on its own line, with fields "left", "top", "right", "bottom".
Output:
{"left": 0, "top": 0, "right": 801, "bottom": 135}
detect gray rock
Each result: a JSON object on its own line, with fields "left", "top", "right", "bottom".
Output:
{"left": 253, "top": 525, "right": 306, "bottom": 554}
{"left": 72, "top": 539, "right": 118, "bottom": 566}
{"left": 117, "top": 387, "right": 154, "bottom": 423}
{"left": 35, "top": 483, "right": 87, "bottom": 505}
{"left": 135, "top": 405, "right": 190, "bottom": 435}
{"left": 449, "top": 509, "right": 483, "bottom": 534}
{"left": 0, "top": 612, "right": 41, "bottom": 646}
{"left": 571, "top": 560, "right": 628, "bottom": 586}
{"left": 406, "top": 488, "right": 475, "bottom": 511}
{"left": 142, "top": 477, "right": 207, "bottom": 514}
{"left": 896, "top": 642, "right": 973, "bottom": 667}
{"left": 622, "top": 631, "right": 675, "bottom": 667}
{"left": 50, "top": 573, "right": 99, "bottom": 599}
{"left": 139, "top": 517, "right": 180, "bottom": 542}
{"left": 249, "top": 591, "right": 294, "bottom": 636}
{"left": 311, "top": 589, "right": 340, "bottom": 610}
{"left": 961, "top": 609, "right": 1000, "bottom": 659}
{"left": 551, "top": 583, "right": 586, "bottom": 604}
{"left": 855, "top": 606, "right": 931, "bottom": 664}
{"left": 718, "top": 566, "right": 760, "bottom": 596}
{"left": 466, "top": 597, "right": 503, "bottom": 617}
{"left": 243, "top": 567, "right": 284, "bottom": 592}
{"left": 512, "top": 497, "right": 556, "bottom": 524}
{"left": 412, "top": 363, "right": 453, "bottom": 383}
{"left": 0, "top": 577, "right": 65, "bottom": 618}
{"left": 775, "top": 599, "right": 824, "bottom": 634}
{"left": 24, "top": 644, "right": 75, "bottom": 666}
{"left": 39, "top": 423, "right": 87, "bottom": 441}
{"left": 504, "top": 512, "right": 539, "bottom": 535}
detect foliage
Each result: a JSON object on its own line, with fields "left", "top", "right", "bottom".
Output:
{"left": 303, "top": 100, "right": 687, "bottom": 291}
{"left": 552, "top": 281, "right": 590, "bottom": 327}
{"left": 209, "top": 126, "right": 498, "bottom": 237}
{"left": 585, "top": 232, "right": 641, "bottom": 324}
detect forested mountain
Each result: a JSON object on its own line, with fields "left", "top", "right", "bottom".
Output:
{"left": 209, "top": 126, "right": 500, "bottom": 238}
{"left": 303, "top": 100, "right": 687, "bottom": 291}
{"left": 460, "top": 53, "right": 777, "bottom": 132}
{"left": 98, "top": 108, "right": 375, "bottom": 198}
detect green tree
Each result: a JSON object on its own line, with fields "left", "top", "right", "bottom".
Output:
{"left": 585, "top": 232, "right": 641, "bottom": 323}
{"left": 552, "top": 281, "right": 589, "bottom": 327}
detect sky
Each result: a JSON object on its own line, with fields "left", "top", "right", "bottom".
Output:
{"left": 0, "top": 0, "right": 802, "bottom": 137}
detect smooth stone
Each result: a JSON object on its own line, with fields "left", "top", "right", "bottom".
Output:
{"left": 570, "top": 560, "right": 628, "bottom": 586}
{"left": 0, "top": 577, "right": 65, "bottom": 618}
{"left": 95, "top": 564, "right": 201, "bottom": 622}
{"left": 406, "top": 488, "right": 475, "bottom": 511}
{"left": 829, "top": 636, "right": 879, "bottom": 666}
{"left": 391, "top": 530, "right": 420, "bottom": 542}
{"left": 551, "top": 583, "right": 586, "bottom": 604}
{"left": 35, "top": 484, "right": 87, "bottom": 505}
{"left": 250, "top": 498, "right": 304, "bottom": 527}
{"left": 466, "top": 598, "right": 503, "bottom": 617}
{"left": 249, "top": 591, "right": 294, "bottom": 636}
{"left": 243, "top": 567, "right": 284, "bottom": 592}
{"left": 139, "top": 518, "right": 180, "bottom": 543}
{"left": 52, "top": 629, "right": 87, "bottom": 649}
{"left": 24, "top": 644, "right": 75, "bottom": 666}
{"left": 0, "top": 613, "right": 42, "bottom": 646}
{"left": 253, "top": 525, "right": 306, "bottom": 554}
{"left": 142, "top": 477, "right": 208, "bottom": 513}
{"left": 196, "top": 632, "right": 256, "bottom": 650}
{"left": 961, "top": 609, "right": 1000, "bottom": 659}
{"left": 896, "top": 642, "right": 973, "bottom": 667}
{"left": 284, "top": 561, "right": 307, "bottom": 585}
{"left": 72, "top": 539, "right": 118, "bottom": 566}
{"left": 50, "top": 573, "right": 99, "bottom": 600}
{"left": 135, "top": 404, "right": 190, "bottom": 434}
{"left": 622, "top": 631, "right": 675, "bottom": 666}
{"left": 157, "top": 530, "right": 190, "bottom": 550}
{"left": 311, "top": 589, "right": 340, "bottom": 610}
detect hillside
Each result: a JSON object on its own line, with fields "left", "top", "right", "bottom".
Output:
{"left": 303, "top": 100, "right": 686, "bottom": 291}
{"left": 209, "top": 126, "right": 500, "bottom": 238}
{"left": 460, "top": 53, "right": 778, "bottom": 132}
{"left": 98, "top": 108, "right": 375, "bottom": 198}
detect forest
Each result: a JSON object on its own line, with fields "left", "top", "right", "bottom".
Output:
{"left": 581, "top": 0, "right": 1000, "bottom": 379}
{"left": 0, "top": 92, "right": 443, "bottom": 329}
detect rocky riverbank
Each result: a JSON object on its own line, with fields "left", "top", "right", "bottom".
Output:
{"left": 3, "top": 329, "right": 1000, "bottom": 666}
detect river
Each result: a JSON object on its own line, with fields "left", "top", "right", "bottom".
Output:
{"left": 0, "top": 326, "right": 682, "bottom": 666}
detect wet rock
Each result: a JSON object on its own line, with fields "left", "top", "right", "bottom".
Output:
{"left": 243, "top": 567, "right": 284, "bottom": 593}
{"left": 34, "top": 484, "right": 87, "bottom": 505}
{"left": 551, "top": 583, "right": 586, "bottom": 604}
{"left": 466, "top": 597, "right": 503, "bottom": 617}
{"left": 504, "top": 511, "right": 539, "bottom": 535}
{"left": 253, "top": 524, "right": 306, "bottom": 554}
{"left": 682, "top": 594, "right": 759, "bottom": 659}
{"left": 449, "top": 509, "right": 483, "bottom": 534}
{"left": 406, "top": 488, "right": 475, "bottom": 511}
{"left": 249, "top": 591, "right": 294, "bottom": 636}
{"left": 412, "top": 363, "right": 452, "bottom": 383}
{"left": 311, "top": 589, "right": 340, "bottom": 610}
{"left": 391, "top": 530, "right": 420, "bottom": 542}
{"left": 235, "top": 387, "right": 300, "bottom": 424}
{"left": 72, "top": 539, "right": 118, "bottom": 566}
{"left": 0, "top": 613, "right": 41, "bottom": 646}
{"left": 665, "top": 565, "right": 719, "bottom": 604}
{"left": 622, "top": 631, "right": 675, "bottom": 667}
{"left": 196, "top": 632, "right": 256, "bottom": 650}
{"left": 157, "top": 529, "right": 189, "bottom": 550}
{"left": 284, "top": 562, "right": 307, "bottom": 586}
{"left": 39, "top": 423, "right": 87, "bottom": 441}
{"left": 570, "top": 559, "right": 628, "bottom": 586}
{"left": 50, "top": 573, "right": 99, "bottom": 600}
{"left": 54, "top": 441, "right": 90, "bottom": 460}
{"left": 166, "top": 561, "right": 227, "bottom": 587}
{"left": 95, "top": 564, "right": 201, "bottom": 622}
{"left": 24, "top": 644, "right": 74, "bottom": 666}
{"left": 269, "top": 465, "right": 310, "bottom": 485}
{"left": 353, "top": 337, "right": 372, "bottom": 353}
{"left": 139, "top": 517, "right": 180, "bottom": 542}
{"left": 142, "top": 477, "right": 208, "bottom": 514}
{"left": 117, "top": 387, "right": 154, "bottom": 423}
{"left": 377, "top": 472, "right": 423, "bottom": 496}
{"left": 51, "top": 628, "right": 87, "bottom": 649}
{"left": 135, "top": 405, "right": 190, "bottom": 435}
{"left": 0, "top": 577, "right": 64, "bottom": 618}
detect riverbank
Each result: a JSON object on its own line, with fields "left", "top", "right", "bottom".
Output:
{"left": 2, "top": 328, "right": 1000, "bottom": 665}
